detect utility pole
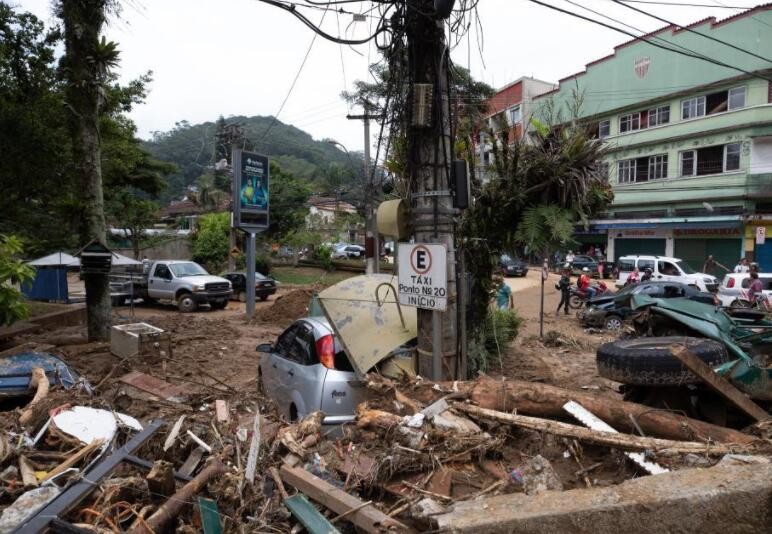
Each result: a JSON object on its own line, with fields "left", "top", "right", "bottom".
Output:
{"left": 406, "top": 0, "right": 457, "bottom": 379}
{"left": 347, "top": 111, "right": 379, "bottom": 275}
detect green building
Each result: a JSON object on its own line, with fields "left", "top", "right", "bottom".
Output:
{"left": 533, "top": 6, "right": 772, "bottom": 273}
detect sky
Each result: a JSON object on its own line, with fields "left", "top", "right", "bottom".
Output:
{"left": 19, "top": 0, "right": 766, "bottom": 154}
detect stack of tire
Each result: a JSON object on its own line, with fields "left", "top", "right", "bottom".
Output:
{"left": 596, "top": 336, "right": 731, "bottom": 386}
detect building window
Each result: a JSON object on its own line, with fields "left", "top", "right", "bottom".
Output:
{"left": 618, "top": 159, "right": 636, "bottom": 183}
{"left": 728, "top": 87, "right": 746, "bottom": 110}
{"left": 648, "top": 154, "right": 668, "bottom": 180}
{"left": 647, "top": 105, "right": 670, "bottom": 127}
{"left": 680, "top": 143, "right": 742, "bottom": 177}
{"left": 682, "top": 96, "right": 706, "bottom": 119}
{"left": 619, "top": 112, "right": 640, "bottom": 133}
{"left": 508, "top": 106, "right": 522, "bottom": 125}
{"left": 724, "top": 143, "right": 741, "bottom": 171}
{"left": 598, "top": 120, "right": 610, "bottom": 139}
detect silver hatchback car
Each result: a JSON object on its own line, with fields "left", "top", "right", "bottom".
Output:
{"left": 257, "top": 317, "right": 370, "bottom": 426}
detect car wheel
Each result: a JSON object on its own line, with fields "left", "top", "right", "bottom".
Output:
{"left": 177, "top": 293, "right": 198, "bottom": 313}
{"left": 596, "top": 336, "right": 730, "bottom": 386}
{"left": 259, "top": 295, "right": 268, "bottom": 301}
{"left": 604, "top": 315, "right": 623, "bottom": 331}
{"left": 238, "top": 291, "right": 247, "bottom": 303}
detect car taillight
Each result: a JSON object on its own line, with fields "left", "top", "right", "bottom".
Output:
{"left": 316, "top": 334, "right": 335, "bottom": 369}
{"left": 727, "top": 278, "right": 735, "bottom": 288}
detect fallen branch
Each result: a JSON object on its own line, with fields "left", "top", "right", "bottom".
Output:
{"left": 455, "top": 403, "right": 747, "bottom": 455}
{"left": 41, "top": 439, "right": 105, "bottom": 483}
{"left": 19, "top": 367, "right": 49, "bottom": 425}
{"left": 128, "top": 458, "right": 226, "bottom": 534}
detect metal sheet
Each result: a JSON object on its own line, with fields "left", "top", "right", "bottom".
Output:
{"left": 118, "top": 371, "right": 191, "bottom": 402}
{"left": 317, "top": 274, "right": 417, "bottom": 376}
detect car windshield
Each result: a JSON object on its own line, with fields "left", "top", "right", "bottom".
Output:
{"left": 676, "top": 260, "right": 696, "bottom": 274}
{"left": 169, "top": 262, "right": 209, "bottom": 277}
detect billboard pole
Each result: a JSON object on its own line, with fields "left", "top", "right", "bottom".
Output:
{"left": 246, "top": 232, "right": 256, "bottom": 319}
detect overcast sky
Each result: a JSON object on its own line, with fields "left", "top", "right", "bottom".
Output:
{"left": 20, "top": 0, "right": 764, "bottom": 153}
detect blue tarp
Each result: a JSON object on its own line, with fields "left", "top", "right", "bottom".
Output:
{"left": 0, "top": 352, "right": 89, "bottom": 397}
{"left": 22, "top": 267, "right": 69, "bottom": 302}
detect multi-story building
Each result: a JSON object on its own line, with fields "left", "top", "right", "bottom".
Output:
{"left": 532, "top": 6, "right": 772, "bottom": 272}
{"left": 477, "top": 77, "right": 556, "bottom": 180}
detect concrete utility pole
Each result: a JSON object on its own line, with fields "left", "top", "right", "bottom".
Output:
{"left": 406, "top": 0, "right": 457, "bottom": 379}
{"left": 347, "top": 112, "right": 379, "bottom": 275}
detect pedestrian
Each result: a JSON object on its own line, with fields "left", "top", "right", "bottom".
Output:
{"left": 734, "top": 258, "right": 750, "bottom": 273}
{"left": 626, "top": 267, "right": 640, "bottom": 286}
{"left": 640, "top": 267, "right": 653, "bottom": 282}
{"left": 494, "top": 274, "right": 513, "bottom": 310}
{"left": 555, "top": 266, "right": 571, "bottom": 316}
{"left": 748, "top": 271, "right": 764, "bottom": 306}
{"left": 703, "top": 254, "right": 729, "bottom": 275}
{"left": 553, "top": 250, "right": 562, "bottom": 269}
{"left": 566, "top": 250, "right": 575, "bottom": 264}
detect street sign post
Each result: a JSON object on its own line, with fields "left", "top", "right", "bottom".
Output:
{"left": 232, "top": 149, "right": 270, "bottom": 320}
{"left": 756, "top": 226, "right": 766, "bottom": 245}
{"left": 397, "top": 244, "right": 447, "bottom": 312}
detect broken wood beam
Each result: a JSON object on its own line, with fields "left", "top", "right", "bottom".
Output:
{"left": 146, "top": 460, "right": 175, "bottom": 502}
{"left": 279, "top": 464, "right": 411, "bottom": 533}
{"left": 41, "top": 439, "right": 105, "bottom": 483}
{"left": 19, "top": 367, "right": 49, "bottom": 425}
{"left": 460, "top": 377, "right": 755, "bottom": 444}
{"left": 18, "top": 455, "right": 38, "bottom": 488}
{"left": 128, "top": 458, "right": 226, "bottom": 534}
{"left": 669, "top": 344, "right": 769, "bottom": 423}
{"left": 455, "top": 403, "right": 743, "bottom": 455}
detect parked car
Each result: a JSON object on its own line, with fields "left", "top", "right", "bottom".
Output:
{"left": 580, "top": 281, "right": 716, "bottom": 331}
{"left": 331, "top": 244, "right": 364, "bottom": 259}
{"left": 568, "top": 255, "right": 598, "bottom": 275}
{"left": 615, "top": 255, "right": 718, "bottom": 292}
{"left": 221, "top": 271, "right": 277, "bottom": 302}
{"left": 499, "top": 254, "right": 528, "bottom": 277}
{"left": 716, "top": 272, "right": 772, "bottom": 307}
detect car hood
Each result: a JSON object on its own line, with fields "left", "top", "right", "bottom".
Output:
{"left": 588, "top": 294, "right": 616, "bottom": 306}
{"left": 317, "top": 274, "right": 417, "bottom": 376}
{"left": 179, "top": 275, "right": 230, "bottom": 285}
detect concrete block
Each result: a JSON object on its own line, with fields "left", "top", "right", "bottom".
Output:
{"left": 434, "top": 462, "right": 772, "bottom": 533}
{"left": 110, "top": 322, "right": 170, "bottom": 359}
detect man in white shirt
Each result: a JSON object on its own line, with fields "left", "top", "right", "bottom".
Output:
{"left": 734, "top": 258, "right": 750, "bottom": 273}
{"left": 566, "top": 250, "right": 575, "bottom": 264}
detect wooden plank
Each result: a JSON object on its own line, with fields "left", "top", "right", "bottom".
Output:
{"left": 179, "top": 447, "right": 205, "bottom": 477}
{"left": 214, "top": 400, "right": 229, "bottom": 423}
{"left": 455, "top": 403, "right": 740, "bottom": 455}
{"left": 163, "top": 415, "right": 186, "bottom": 451}
{"left": 41, "top": 440, "right": 105, "bottom": 483}
{"left": 197, "top": 497, "right": 223, "bottom": 534}
{"left": 118, "top": 371, "right": 191, "bottom": 402}
{"left": 280, "top": 465, "right": 411, "bottom": 533}
{"left": 245, "top": 412, "right": 261, "bottom": 484}
{"left": 284, "top": 494, "right": 341, "bottom": 534}
{"left": 670, "top": 344, "right": 769, "bottom": 422}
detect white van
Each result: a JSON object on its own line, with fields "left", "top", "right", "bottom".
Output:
{"left": 615, "top": 255, "right": 718, "bottom": 292}
{"left": 716, "top": 272, "right": 772, "bottom": 307}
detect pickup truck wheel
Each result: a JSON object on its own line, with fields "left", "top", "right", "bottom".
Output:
{"left": 259, "top": 295, "right": 269, "bottom": 302}
{"left": 177, "top": 294, "right": 198, "bottom": 313}
{"left": 597, "top": 336, "right": 730, "bottom": 386}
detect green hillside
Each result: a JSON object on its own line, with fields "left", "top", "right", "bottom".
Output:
{"left": 144, "top": 115, "right": 358, "bottom": 204}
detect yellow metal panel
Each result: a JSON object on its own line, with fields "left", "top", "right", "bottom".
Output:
{"left": 318, "top": 274, "right": 417, "bottom": 376}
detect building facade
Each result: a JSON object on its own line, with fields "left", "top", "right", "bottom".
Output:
{"left": 477, "top": 77, "right": 556, "bottom": 180}
{"left": 532, "top": 6, "right": 772, "bottom": 272}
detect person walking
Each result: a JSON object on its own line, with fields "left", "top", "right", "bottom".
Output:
{"left": 703, "top": 254, "right": 729, "bottom": 275}
{"left": 494, "top": 274, "right": 513, "bottom": 310}
{"left": 555, "top": 266, "right": 571, "bottom": 316}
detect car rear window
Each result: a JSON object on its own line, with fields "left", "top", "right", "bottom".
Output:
{"left": 742, "top": 276, "right": 772, "bottom": 290}
{"left": 638, "top": 259, "right": 655, "bottom": 272}
{"left": 618, "top": 259, "right": 635, "bottom": 273}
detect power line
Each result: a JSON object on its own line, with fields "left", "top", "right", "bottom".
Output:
{"left": 525, "top": 0, "right": 772, "bottom": 82}
{"left": 709, "top": 0, "right": 772, "bottom": 29}
{"left": 612, "top": 0, "right": 772, "bottom": 63}
{"left": 621, "top": 0, "right": 754, "bottom": 8}
{"left": 257, "top": 7, "right": 330, "bottom": 144}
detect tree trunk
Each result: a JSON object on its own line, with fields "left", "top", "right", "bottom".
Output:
{"left": 60, "top": 0, "right": 111, "bottom": 341}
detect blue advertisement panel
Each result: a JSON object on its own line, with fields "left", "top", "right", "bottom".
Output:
{"left": 232, "top": 149, "right": 269, "bottom": 231}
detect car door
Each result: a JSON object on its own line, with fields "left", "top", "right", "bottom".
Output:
{"left": 261, "top": 324, "right": 299, "bottom": 405}
{"left": 282, "top": 321, "right": 326, "bottom": 420}
{"left": 657, "top": 260, "right": 681, "bottom": 283}
{"left": 149, "top": 264, "right": 174, "bottom": 299}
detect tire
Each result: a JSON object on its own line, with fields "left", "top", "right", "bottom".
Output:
{"left": 597, "top": 336, "right": 730, "bottom": 386}
{"left": 568, "top": 294, "right": 583, "bottom": 309}
{"left": 111, "top": 296, "right": 123, "bottom": 307}
{"left": 604, "top": 314, "right": 623, "bottom": 331}
{"left": 731, "top": 299, "right": 751, "bottom": 309}
{"left": 238, "top": 291, "right": 247, "bottom": 303}
{"left": 259, "top": 295, "right": 268, "bottom": 301}
{"left": 177, "top": 293, "right": 198, "bottom": 313}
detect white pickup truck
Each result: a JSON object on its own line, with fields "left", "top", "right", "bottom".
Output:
{"left": 112, "top": 260, "right": 232, "bottom": 312}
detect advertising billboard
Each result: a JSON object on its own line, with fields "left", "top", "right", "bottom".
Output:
{"left": 232, "top": 149, "right": 269, "bottom": 231}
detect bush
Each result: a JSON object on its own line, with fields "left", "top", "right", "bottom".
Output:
{"left": 255, "top": 254, "right": 272, "bottom": 275}
{"left": 314, "top": 244, "right": 334, "bottom": 271}
{"left": 191, "top": 213, "right": 230, "bottom": 272}
{"left": 0, "top": 235, "right": 34, "bottom": 326}
{"left": 467, "top": 308, "right": 522, "bottom": 375}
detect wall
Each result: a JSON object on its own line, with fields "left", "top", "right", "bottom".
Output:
{"left": 114, "top": 236, "right": 191, "bottom": 260}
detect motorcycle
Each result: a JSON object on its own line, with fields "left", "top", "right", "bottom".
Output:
{"left": 729, "top": 289, "right": 772, "bottom": 312}
{"left": 569, "top": 281, "right": 609, "bottom": 309}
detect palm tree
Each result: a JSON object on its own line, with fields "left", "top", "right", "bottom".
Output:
{"left": 57, "top": 0, "right": 120, "bottom": 341}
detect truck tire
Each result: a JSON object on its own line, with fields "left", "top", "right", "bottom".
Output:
{"left": 177, "top": 293, "right": 198, "bottom": 313}
{"left": 596, "top": 336, "right": 730, "bottom": 386}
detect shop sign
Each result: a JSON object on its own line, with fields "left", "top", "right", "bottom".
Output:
{"left": 757, "top": 226, "right": 766, "bottom": 245}
{"left": 673, "top": 227, "right": 741, "bottom": 237}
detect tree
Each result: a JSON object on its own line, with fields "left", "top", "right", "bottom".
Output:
{"left": 0, "top": 235, "right": 34, "bottom": 326}
{"left": 267, "top": 162, "right": 312, "bottom": 239}
{"left": 106, "top": 190, "right": 159, "bottom": 259}
{"left": 57, "top": 0, "right": 119, "bottom": 341}
{"left": 191, "top": 212, "right": 230, "bottom": 272}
